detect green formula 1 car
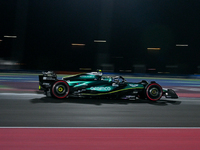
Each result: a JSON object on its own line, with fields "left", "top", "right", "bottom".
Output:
{"left": 38, "top": 70, "right": 178, "bottom": 101}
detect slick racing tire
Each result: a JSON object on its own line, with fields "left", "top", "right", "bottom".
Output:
{"left": 51, "top": 81, "right": 69, "bottom": 99}
{"left": 145, "top": 83, "right": 163, "bottom": 101}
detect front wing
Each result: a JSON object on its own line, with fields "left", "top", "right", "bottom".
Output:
{"left": 163, "top": 89, "right": 178, "bottom": 99}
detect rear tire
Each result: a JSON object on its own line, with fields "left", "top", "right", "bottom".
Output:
{"left": 51, "top": 81, "right": 69, "bottom": 99}
{"left": 146, "top": 83, "right": 163, "bottom": 101}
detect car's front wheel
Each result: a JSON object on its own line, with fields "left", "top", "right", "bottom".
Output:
{"left": 51, "top": 81, "right": 69, "bottom": 99}
{"left": 145, "top": 83, "right": 163, "bottom": 101}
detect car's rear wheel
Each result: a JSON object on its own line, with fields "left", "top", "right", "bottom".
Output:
{"left": 51, "top": 81, "right": 69, "bottom": 99}
{"left": 146, "top": 83, "right": 163, "bottom": 101}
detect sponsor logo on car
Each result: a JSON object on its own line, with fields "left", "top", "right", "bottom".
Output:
{"left": 90, "top": 87, "right": 112, "bottom": 91}
{"left": 80, "top": 75, "right": 94, "bottom": 78}
{"left": 43, "top": 83, "right": 50, "bottom": 85}
{"left": 43, "top": 77, "right": 56, "bottom": 80}
{"left": 129, "top": 84, "right": 138, "bottom": 87}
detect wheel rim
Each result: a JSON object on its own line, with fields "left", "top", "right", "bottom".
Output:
{"left": 149, "top": 87, "right": 159, "bottom": 97}
{"left": 52, "top": 81, "right": 69, "bottom": 99}
{"left": 146, "top": 83, "right": 163, "bottom": 101}
{"left": 56, "top": 85, "right": 66, "bottom": 94}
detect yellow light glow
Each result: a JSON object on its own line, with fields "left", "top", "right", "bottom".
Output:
{"left": 94, "top": 40, "right": 106, "bottom": 43}
{"left": 4, "top": 35, "right": 17, "bottom": 38}
{"left": 147, "top": 48, "right": 161, "bottom": 50}
{"left": 71, "top": 43, "right": 85, "bottom": 46}
{"left": 176, "top": 44, "right": 188, "bottom": 47}
{"left": 0, "top": 39, "right": 2, "bottom": 42}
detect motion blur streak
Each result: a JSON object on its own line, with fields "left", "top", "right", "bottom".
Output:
{"left": 71, "top": 43, "right": 86, "bottom": 46}
{"left": 147, "top": 48, "right": 161, "bottom": 50}
{"left": 0, "top": 128, "right": 200, "bottom": 150}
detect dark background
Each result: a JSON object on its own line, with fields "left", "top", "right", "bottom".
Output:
{"left": 0, "top": 0, "right": 200, "bottom": 73}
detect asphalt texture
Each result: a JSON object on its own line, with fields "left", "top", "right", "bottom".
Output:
{"left": 1, "top": 93, "right": 200, "bottom": 127}
{"left": 1, "top": 74, "right": 200, "bottom": 150}
{"left": 1, "top": 73, "right": 200, "bottom": 128}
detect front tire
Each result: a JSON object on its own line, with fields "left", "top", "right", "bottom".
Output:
{"left": 146, "top": 83, "right": 163, "bottom": 101}
{"left": 51, "top": 81, "right": 69, "bottom": 99}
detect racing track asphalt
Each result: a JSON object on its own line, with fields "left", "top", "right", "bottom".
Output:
{"left": 1, "top": 74, "right": 200, "bottom": 149}
{"left": 1, "top": 93, "right": 200, "bottom": 127}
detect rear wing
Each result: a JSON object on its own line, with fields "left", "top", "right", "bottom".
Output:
{"left": 39, "top": 71, "right": 57, "bottom": 90}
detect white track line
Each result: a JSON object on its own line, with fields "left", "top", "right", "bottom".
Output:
{"left": 0, "top": 93, "right": 42, "bottom": 96}
{"left": 0, "top": 127, "right": 200, "bottom": 129}
{"left": 0, "top": 93, "right": 200, "bottom": 102}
